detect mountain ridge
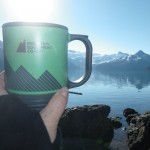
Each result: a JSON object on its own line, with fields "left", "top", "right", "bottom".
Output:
{"left": 69, "top": 50, "right": 150, "bottom": 71}
{"left": 1, "top": 41, "right": 150, "bottom": 71}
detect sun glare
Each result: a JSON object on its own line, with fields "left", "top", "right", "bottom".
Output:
{"left": 4, "top": 0, "right": 61, "bottom": 22}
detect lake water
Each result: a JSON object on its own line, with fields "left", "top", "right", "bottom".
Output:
{"left": 67, "top": 71, "right": 150, "bottom": 149}
{"left": 68, "top": 71, "right": 150, "bottom": 114}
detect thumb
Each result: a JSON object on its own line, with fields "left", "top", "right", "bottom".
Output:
{"left": 0, "top": 71, "right": 5, "bottom": 88}
{"left": 0, "top": 71, "right": 8, "bottom": 95}
{"left": 40, "top": 87, "right": 68, "bottom": 142}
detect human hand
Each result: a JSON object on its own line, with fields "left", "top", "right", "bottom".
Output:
{"left": 0, "top": 71, "right": 68, "bottom": 143}
{"left": 0, "top": 71, "right": 8, "bottom": 95}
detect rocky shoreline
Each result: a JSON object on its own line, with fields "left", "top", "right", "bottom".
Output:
{"left": 58, "top": 105, "right": 150, "bottom": 150}
{"left": 123, "top": 108, "right": 150, "bottom": 150}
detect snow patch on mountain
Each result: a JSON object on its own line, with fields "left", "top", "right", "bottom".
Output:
{"left": 68, "top": 49, "right": 150, "bottom": 71}
{"left": 93, "top": 51, "right": 129, "bottom": 64}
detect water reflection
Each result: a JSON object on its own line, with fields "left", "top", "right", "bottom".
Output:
{"left": 92, "top": 70, "right": 150, "bottom": 90}
{"left": 69, "top": 69, "right": 150, "bottom": 90}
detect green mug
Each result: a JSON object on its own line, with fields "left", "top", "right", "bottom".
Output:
{"left": 2, "top": 22, "right": 92, "bottom": 110}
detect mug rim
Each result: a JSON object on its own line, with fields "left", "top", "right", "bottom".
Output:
{"left": 2, "top": 22, "right": 68, "bottom": 30}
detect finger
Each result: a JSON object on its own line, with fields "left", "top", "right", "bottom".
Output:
{"left": 40, "top": 87, "right": 68, "bottom": 142}
{"left": 0, "top": 71, "right": 5, "bottom": 80}
{"left": 0, "top": 71, "right": 8, "bottom": 95}
{"left": 0, "top": 71, "right": 5, "bottom": 88}
{"left": 48, "top": 87, "right": 68, "bottom": 117}
{"left": 0, "top": 89, "right": 8, "bottom": 95}
{"left": 41, "top": 87, "right": 68, "bottom": 124}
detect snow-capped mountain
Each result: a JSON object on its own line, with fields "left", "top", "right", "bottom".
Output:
{"left": 68, "top": 50, "right": 86, "bottom": 79}
{"left": 68, "top": 50, "right": 85, "bottom": 67}
{"left": 69, "top": 50, "right": 150, "bottom": 71}
{"left": 92, "top": 52, "right": 129, "bottom": 64}
{"left": 0, "top": 39, "right": 150, "bottom": 72}
{"left": 94, "top": 50, "right": 150, "bottom": 71}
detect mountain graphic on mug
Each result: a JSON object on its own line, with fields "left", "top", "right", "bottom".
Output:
{"left": 5, "top": 58, "right": 62, "bottom": 92}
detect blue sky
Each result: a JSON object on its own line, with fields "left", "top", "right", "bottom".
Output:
{"left": 0, "top": 0, "right": 150, "bottom": 54}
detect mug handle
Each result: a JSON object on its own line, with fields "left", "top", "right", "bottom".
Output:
{"left": 68, "top": 34, "right": 93, "bottom": 88}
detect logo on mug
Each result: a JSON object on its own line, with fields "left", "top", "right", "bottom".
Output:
{"left": 17, "top": 40, "right": 53, "bottom": 53}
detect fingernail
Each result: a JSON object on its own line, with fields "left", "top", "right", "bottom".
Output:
{"left": 59, "top": 87, "right": 68, "bottom": 98}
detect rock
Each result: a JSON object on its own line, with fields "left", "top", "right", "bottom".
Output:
{"left": 111, "top": 117, "right": 122, "bottom": 129}
{"left": 124, "top": 109, "right": 150, "bottom": 150}
{"left": 59, "top": 105, "right": 114, "bottom": 150}
{"left": 144, "top": 111, "right": 150, "bottom": 115}
{"left": 126, "top": 114, "right": 139, "bottom": 125}
{"left": 123, "top": 108, "right": 138, "bottom": 118}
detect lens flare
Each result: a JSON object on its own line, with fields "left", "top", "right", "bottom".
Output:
{"left": 3, "top": 0, "right": 61, "bottom": 22}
